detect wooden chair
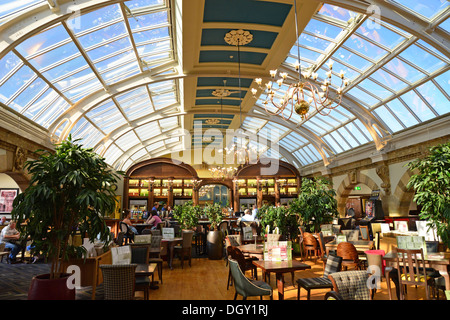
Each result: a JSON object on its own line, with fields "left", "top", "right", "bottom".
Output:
{"left": 395, "top": 248, "right": 434, "bottom": 300}
{"left": 327, "top": 270, "right": 371, "bottom": 300}
{"left": 317, "top": 232, "right": 328, "bottom": 269}
{"left": 174, "top": 230, "right": 194, "bottom": 268}
{"left": 228, "top": 258, "right": 272, "bottom": 300}
{"left": 100, "top": 264, "right": 137, "bottom": 300}
{"left": 336, "top": 242, "right": 361, "bottom": 270}
{"left": 302, "top": 232, "right": 320, "bottom": 262}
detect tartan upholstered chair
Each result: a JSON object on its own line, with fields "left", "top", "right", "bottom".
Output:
{"left": 100, "top": 264, "right": 137, "bottom": 300}
{"left": 326, "top": 270, "right": 371, "bottom": 300}
{"left": 297, "top": 254, "right": 342, "bottom": 300}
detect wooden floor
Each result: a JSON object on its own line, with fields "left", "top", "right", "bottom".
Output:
{"left": 135, "top": 255, "right": 435, "bottom": 301}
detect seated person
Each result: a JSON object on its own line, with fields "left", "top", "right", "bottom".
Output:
{"left": 0, "top": 220, "right": 22, "bottom": 262}
{"left": 240, "top": 209, "right": 254, "bottom": 222}
{"left": 122, "top": 210, "right": 138, "bottom": 235}
{"left": 0, "top": 216, "right": 8, "bottom": 226}
{"left": 146, "top": 210, "right": 162, "bottom": 230}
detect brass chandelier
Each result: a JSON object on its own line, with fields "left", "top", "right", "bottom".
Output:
{"left": 251, "top": 0, "right": 349, "bottom": 121}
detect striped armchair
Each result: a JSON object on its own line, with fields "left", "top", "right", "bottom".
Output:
{"left": 100, "top": 264, "right": 137, "bottom": 300}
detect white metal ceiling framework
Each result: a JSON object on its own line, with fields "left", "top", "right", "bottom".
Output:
{"left": 0, "top": 0, "right": 448, "bottom": 172}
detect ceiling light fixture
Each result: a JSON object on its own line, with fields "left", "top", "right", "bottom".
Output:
{"left": 251, "top": 0, "right": 349, "bottom": 121}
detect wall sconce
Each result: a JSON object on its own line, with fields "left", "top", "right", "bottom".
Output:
{"left": 192, "top": 179, "right": 202, "bottom": 191}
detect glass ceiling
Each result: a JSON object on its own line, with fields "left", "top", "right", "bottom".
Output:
{"left": 0, "top": 0, "right": 183, "bottom": 171}
{"left": 0, "top": 0, "right": 448, "bottom": 172}
{"left": 250, "top": 1, "right": 449, "bottom": 167}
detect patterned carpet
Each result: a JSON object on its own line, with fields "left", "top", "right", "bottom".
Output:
{"left": 0, "top": 261, "right": 104, "bottom": 300}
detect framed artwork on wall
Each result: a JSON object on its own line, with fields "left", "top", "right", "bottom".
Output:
{"left": 0, "top": 188, "right": 19, "bottom": 214}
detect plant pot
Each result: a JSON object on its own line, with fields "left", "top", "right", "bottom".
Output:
{"left": 28, "top": 273, "right": 76, "bottom": 300}
{"left": 206, "top": 230, "right": 223, "bottom": 260}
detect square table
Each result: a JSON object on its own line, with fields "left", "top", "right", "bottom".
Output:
{"left": 252, "top": 260, "right": 311, "bottom": 300}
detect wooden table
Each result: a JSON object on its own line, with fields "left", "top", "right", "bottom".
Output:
{"left": 252, "top": 260, "right": 311, "bottom": 300}
{"left": 325, "top": 240, "right": 374, "bottom": 255}
{"left": 161, "top": 237, "right": 182, "bottom": 269}
{"left": 383, "top": 251, "right": 450, "bottom": 300}
{"left": 133, "top": 223, "right": 151, "bottom": 234}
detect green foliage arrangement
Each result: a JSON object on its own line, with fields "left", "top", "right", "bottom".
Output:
{"left": 172, "top": 200, "right": 201, "bottom": 230}
{"left": 406, "top": 141, "right": 450, "bottom": 248}
{"left": 294, "top": 177, "right": 338, "bottom": 233}
{"left": 258, "top": 204, "right": 298, "bottom": 240}
{"left": 12, "top": 136, "right": 123, "bottom": 279}
{"left": 203, "top": 202, "right": 224, "bottom": 230}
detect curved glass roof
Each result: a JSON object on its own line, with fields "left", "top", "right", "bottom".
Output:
{"left": 251, "top": 1, "right": 449, "bottom": 166}
{"left": 0, "top": 0, "right": 448, "bottom": 172}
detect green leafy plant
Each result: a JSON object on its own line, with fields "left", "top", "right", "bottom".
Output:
{"left": 203, "top": 202, "right": 224, "bottom": 230}
{"left": 293, "top": 177, "right": 338, "bottom": 233}
{"left": 258, "top": 204, "right": 299, "bottom": 240}
{"left": 12, "top": 135, "right": 123, "bottom": 279}
{"left": 406, "top": 141, "right": 450, "bottom": 248}
{"left": 172, "top": 201, "right": 201, "bottom": 230}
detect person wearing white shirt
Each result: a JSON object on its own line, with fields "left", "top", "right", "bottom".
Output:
{"left": 240, "top": 209, "right": 254, "bottom": 222}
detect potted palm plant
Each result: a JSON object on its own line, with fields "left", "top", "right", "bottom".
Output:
{"left": 203, "top": 202, "right": 224, "bottom": 260}
{"left": 406, "top": 141, "right": 450, "bottom": 249}
{"left": 12, "top": 135, "right": 122, "bottom": 300}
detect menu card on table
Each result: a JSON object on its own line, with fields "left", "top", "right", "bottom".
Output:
{"left": 162, "top": 227, "right": 175, "bottom": 240}
{"left": 264, "top": 241, "right": 292, "bottom": 261}
{"left": 242, "top": 227, "right": 253, "bottom": 241}
{"left": 134, "top": 234, "right": 151, "bottom": 244}
{"left": 111, "top": 245, "right": 132, "bottom": 265}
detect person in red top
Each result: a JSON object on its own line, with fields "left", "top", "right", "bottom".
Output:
{"left": 146, "top": 210, "right": 162, "bottom": 229}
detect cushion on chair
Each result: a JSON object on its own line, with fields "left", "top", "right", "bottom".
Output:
{"left": 297, "top": 277, "right": 333, "bottom": 290}
{"left": 328, "top": 270, "right": 370, "bottom": 300}
{"left": 323, "top": 255, "right": 342, "bottom": 277}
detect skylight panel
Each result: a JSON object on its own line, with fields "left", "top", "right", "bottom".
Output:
{"left": 131, "top": 148, "right": 148, "bottom": 161}
{"left": 67, "top": 4, "right": 122, "bottom": 35}
{"left": 385, "top": 99, "right": 419, "bottom": 128}
{"left": 34, "top": 97, "right": 70, "bottom": 128}
{"left": 0, "top": 51, "right": 22, "bottom": 83}
{"left": 392, "top": 0, "right": 449, "bottom": 20}
{"left": 26, "top": 41, "right": 80, "bottom": 71}
{"left": 337, "top": 126, "right": 360, "bottom": 148}
{"left": 369, "top": 68, "right": 409, "bottom": 92}
{"left": 84, "top": 37, "right": 132, "bottom": 62}
{"left": 303, "top": 18, "right": 343, "bottom": 40}
{"left": 9, "top": 77, "right": 47, "bottom": 113}
{"left": 293, "top": 149, "right": 309, "bottom": 165}
{"left": 323, "top": 134, "right": 343, "bottom": 154}
{"left": 357, "top": 78, "right": 394, "bottom": 101}
{"left": 70, "top": 117, "right": 105, "bottom": 149}
{"left": 415, "top": 81, "right": 450, "bottom": 116}
{"left": 126, "top": 0, "right": 165, "bottom": 10}
{"left": 135, "top": 121, "right": 161, "bottom": 140}
{"left": 317, "top": 4, "right": 358, "bottom": 23}
{"left": 22, "top": 88, "right": 57, "bottom": 120}
{"left": 87, "top": 100, "right": 127, "bottom": 134}
{"left": 355, "top": 20, "right": 406, "bottom": 50}
{"left": 128, "top": 10, "right": 169, "bottom": 31}
{"left": 398, "top": 44, "right": 446, "bottom": 74}
{"left": 159, "top": 116, "right": 178, "bottom": 131}
{"left": 332, "top": 47, "right": 372, "bottom": 72}
{"left": 399, "top": 90, "right": 436, "bottom": 122}
{"left": 0, "top": 65, "right": 36, "bottom": 105}
{"left": 346, "top": 87, "right": 381, "bottom": 108}
{"left": 373, "top": 105, "right": 405, "bottom": 133}
{"left": 116, "top": 130, "right": 141, "bottom": 150}
{"left": 343, "top": 34, "right": 389, "bottom": 62}
{"left": 103, "top": 144, "right": 122, "bottom": 165}
{"left": 352, "top": 120, "right": 372, "bottom": 143}
{"left": 132, "top": 26, "right": 170, "bottom": 45}
{"left": 100, "top": 61, "right": 140, "bottom": 85}
{"left": 15, "top": 23, "right": 70, "bottom": 58}
{"left": 146, "top": 140, "right": 164, "bottom": 152}
{"left": 383, "top": 57, "right": 426, "bottom": 84}
{"left": 94, "top": 50, "right": 136, "bottom": 72}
